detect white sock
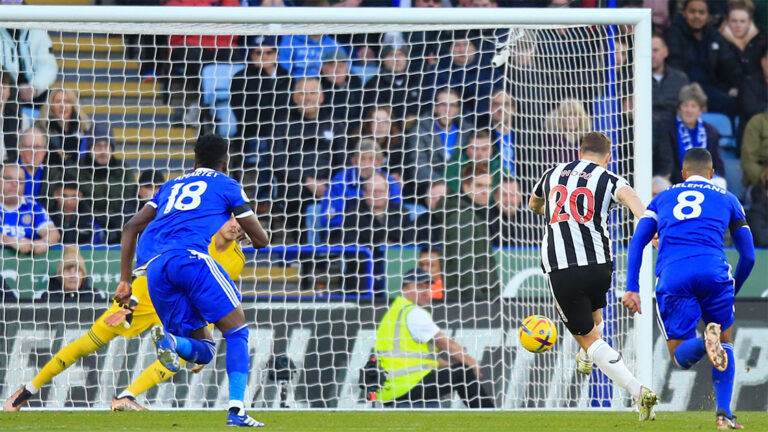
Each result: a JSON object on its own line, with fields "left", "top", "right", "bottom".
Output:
{"left": 25, "top": 382, "right": 39, "bottom": 395}
{"left": 229, "top": 399, "right": 245, "bottom": 415}
{"left": 587, "top": 339, "right": 642, "bottom": 399}
{"left": 579, "top": 321, "right": 606, "bottom": 360}
{"left": 117, "top": 390, "right": 135, "bottom": 399}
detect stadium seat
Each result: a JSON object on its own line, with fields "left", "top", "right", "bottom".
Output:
{"left": 201, "top": 62, "right": 246, "bottom": 138}
{"left": 700, "top": 112, "right": 736, "bottom": 149}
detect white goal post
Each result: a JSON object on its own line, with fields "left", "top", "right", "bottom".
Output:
{"left": 0, "top": 5, "right": 652, "bottom": 410}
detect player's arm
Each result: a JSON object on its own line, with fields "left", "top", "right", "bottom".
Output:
{"left": 622, "top": 210, "right": 658, "bottom": 314}
{"left": 731, "top": 223, "right": 755, "bottom": 294}
{"left": 115, "top": 204, "right": 157, "bottom": 304}
{"left": 236, "top": 213, "right": 269, "bottom": 249}
{"left": 528, "top": 195, "right": 545, "bottom": 215}
{"left": 616, "top": 186, "right": 646, "bottom": 220}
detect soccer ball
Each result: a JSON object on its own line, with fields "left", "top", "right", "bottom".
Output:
{"left": 518, "top": 315, "right": 558, "bottom": 353}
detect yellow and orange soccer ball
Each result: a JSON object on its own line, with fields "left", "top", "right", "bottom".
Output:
{"left": 518, "top": 315, "right": 558, "bottom": 353}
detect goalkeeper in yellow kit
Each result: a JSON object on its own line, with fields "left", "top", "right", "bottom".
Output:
{"left": 3, "top": 215, "right": 247, "bottom": 412}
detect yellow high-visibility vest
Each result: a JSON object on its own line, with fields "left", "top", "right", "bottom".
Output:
{"left": 374, "top": 296, "right": 439, "bottom": 402}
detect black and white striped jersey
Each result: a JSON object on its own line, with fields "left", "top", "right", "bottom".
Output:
{"left": 532, "top": 159, "right": 630, "bottom": 273}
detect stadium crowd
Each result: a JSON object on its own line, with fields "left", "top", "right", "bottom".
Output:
{"left": 0, "top": 0, "right": 767, "bottom": 301}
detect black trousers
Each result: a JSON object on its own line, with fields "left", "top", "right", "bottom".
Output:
{"left": 393, "top": 367, "right": 496, "bottom": 408}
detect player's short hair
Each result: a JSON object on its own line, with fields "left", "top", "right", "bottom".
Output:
{"left": 580, "top": 132, "right": 612, "bottom": 156}
{"left": 682, "top": 147, "right": 713, "bottom": 172}
{"left": 194, "top": 134, "right": 228, "bottom": 169}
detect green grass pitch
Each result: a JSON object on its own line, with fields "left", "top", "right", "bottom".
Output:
{"left": 1, "top": 411, "right": 767, "bottom": 432}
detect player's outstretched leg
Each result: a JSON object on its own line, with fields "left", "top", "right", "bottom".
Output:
{"left": 585, "top": 338, "right": 658, "bottom": 421}
{"left": 3, "top": 327, "right": 113, "bottom": 412}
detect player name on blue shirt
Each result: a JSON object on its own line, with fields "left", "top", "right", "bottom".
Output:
{"left": 136, "top": 168, "right": 252, "bottom": 266}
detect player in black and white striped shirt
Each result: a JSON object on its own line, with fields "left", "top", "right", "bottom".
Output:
{"left": 528, "top": 132, "right": 657, "bottom": 421}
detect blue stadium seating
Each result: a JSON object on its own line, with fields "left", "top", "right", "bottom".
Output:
{"left": 201, "top": 62, "right": 246, "bottom": 138}
{"left": 700, "top": 112, "right": 736, "bottom": 149}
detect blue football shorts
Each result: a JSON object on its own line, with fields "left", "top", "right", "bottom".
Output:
{"left": 146, "top": 249, "right": 241, "bottom": 337}
{"left": 654, "top": 256, "right": 735, "bottom": 341}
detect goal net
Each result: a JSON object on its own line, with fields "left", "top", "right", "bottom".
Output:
{"left": 0, "top": 6, "right": 652, "bottom": 410}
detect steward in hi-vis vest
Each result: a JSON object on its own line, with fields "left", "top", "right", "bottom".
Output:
{"left": 373, "top": 268, "right": 495, "bottom": 408}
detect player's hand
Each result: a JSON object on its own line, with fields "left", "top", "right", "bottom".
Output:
{"left": 104, "top": 309, "right": 132, "bottom": 327}
{"left": 190, "top": 363, "right": 206, "bottom": 374}
{"left": 622, "top": 291, "right": 642, "bottom": 314}
{"left": 113, "top": 280, "right": 132, "bottom": 306}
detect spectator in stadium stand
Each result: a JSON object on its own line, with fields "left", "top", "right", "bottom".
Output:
{"left": 490, "top": 178, "right": 523, "bottom": 244}
{"left": 403, "top": 87, "right": 469, "bottom": 201}
{"left": 39, "top": 88, "right": 92, "bottom": 167}
{"left": 0, "top": 20, "right": 57, "bottom": 108}
{"left": 720, "top": 0, "right": 767, "bottom": 78}
{"left": 405, "top": 0, "right": 449, "bottom": 75}
{"left": 119, "top": 169, "right": 167, "bottom": 239}
{"left": 362, "top": 42, "right": 426, "bottom": 122}
{"left": 737, "top": 49, "right": 768, "bottom": 134}
{"left": 275, "top": 77, "right": 346, "bottom": 242}
{"left": 651, "top": 30, "right": 690, "bottom": 123}
{"left": 664, "top": 0, "right": 743, "bottom": 117}
{"left": 36, "top": 245, "right": 107, "bottom": 304}
{"left": 319, "top": 48, "right": 364, "bottom": 126}
{"left": 0, "top": 67, "right": 20, "bottom": 162}
{"left": 229, "top": 35, "right": 292, "bottom": 206}
{"left": 163, "top": 0, "right": 244, "bottom": 125}
{"left": 433, "top": 35, "right": 502, "bottom": 117}
{"left": 489, "top": 88, "right": 519, "bottom": 176}
{"left": 433, "top": 163, "right": 500, "bottom": 302}
{"left": 49, "top": 180, "right": 103, "bottom": 245}
{"left": 16, "top": 125, "right": 64, "bottom": 212}
{"left": 643, "top": 0, "right": 671, "bottom": 30}
{"left": 741, "top": 112, "right": 768, "bottom": 188}
{"left": 444, "top": 130, "right": 511, "bottom": 199}
{"left": 277, "top": 34, "right": 346, "bottom": 78}
{"left": 373, "top": 267, "right": 495, "bottom": 408}
{"left": 355, "top": 106, "right": 407, "bottom": 183}
{"left": 0, "top": 163, "right": 60, "bottom": 255}
{"left": 745, "top": 179, "right": 768, "bottom": 247}
{"left": 655, "top": 83, "right": 726, "bottom": 186}
{"left": 76, "top": 123, "right": 137, "bottom": 245}
{"left": 320, "top": 138, "right": 402, "bottom": 231}
{"left": 418, "top": 247, "right": 444, "bottom": 300}
{"left": 333, "top": 171, "right": 415, "bottom": 292}
{"left": 541, "top": 99, "right": 591, "bottom": 164}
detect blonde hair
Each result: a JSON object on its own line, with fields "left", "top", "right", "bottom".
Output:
{"left": 38, "top": 88, "right": 91, "bottom": 134}
{"left": 545, "top": 99, "right": 591, "bottom": 144}
{"left": 56, "top": 245, "right": 87, "bottom": 279}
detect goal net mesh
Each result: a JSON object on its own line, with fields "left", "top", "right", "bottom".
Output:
{"left": 0, "top": 17, "right": 639, "bottom": 410}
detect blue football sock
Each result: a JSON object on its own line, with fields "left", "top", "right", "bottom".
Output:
{"left": 673, "top": 337, "right": 706, "bottom": 369}
{"left": 174, "top": 336, "right": 216, "bottom": 364}
{"left": 224, "top": 325, "right": 250, "bottom": 404}
{"left": 712, "top": 343, "right": 735, "bottom": 418}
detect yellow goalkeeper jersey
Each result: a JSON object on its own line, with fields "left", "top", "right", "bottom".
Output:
{"left": 128, "top": 236, "right": 246, "bottom": 317}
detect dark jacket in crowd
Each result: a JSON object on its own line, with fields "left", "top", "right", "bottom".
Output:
{"left": 652, "top": 65, "right": 690, "bottom": 121}
{"left": 727, "top": 32, "right": 767, "bottom": 78}
{"left": 746, "top": 186, "right": 768, "bottom": 248}
{"left": 47, "top": 118, "right": 91, "bottom": 166}
{"left": 433, "top": 192, "right": 500, "bottom": 303}
{"left": 37, "top": 277, "right": 107, "bottom": 304}
{"left": 737, "top": 74, "right": 768, "bottom": 128}
{"left": 433, "top": 53, "right": 502, "bottom": 117}
{"left": 321, "top": 73, "right": 363, "bottom": 126}
{"left": 229, "top": 62, "right": 292, "bottom": 142}
{"left": 50, "top": 201, "right": 103, "bottom": 245}
{"left": 2, "top": 99, "right": 19, "bottom": 162}
{"left": 664, "top": 20, "right": 743, "bottom": 92}
{"left": 363, "top": 69, "right": 429, "bottom": 121}
{"left": 278, "top": 109, "right": 347, "bottom": 187}
{"left": 77, "top": 155, "right": 138, "bottom": 244}
{"left": 655, "top": 117, "right": 725, "bottom": 184}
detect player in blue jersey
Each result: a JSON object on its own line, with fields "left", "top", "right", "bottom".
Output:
{"left": 624, "top": 148, "right": 755, "bottom": 430}
{"left": 114, "top": 135, "right": 269, "bottom": 428}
